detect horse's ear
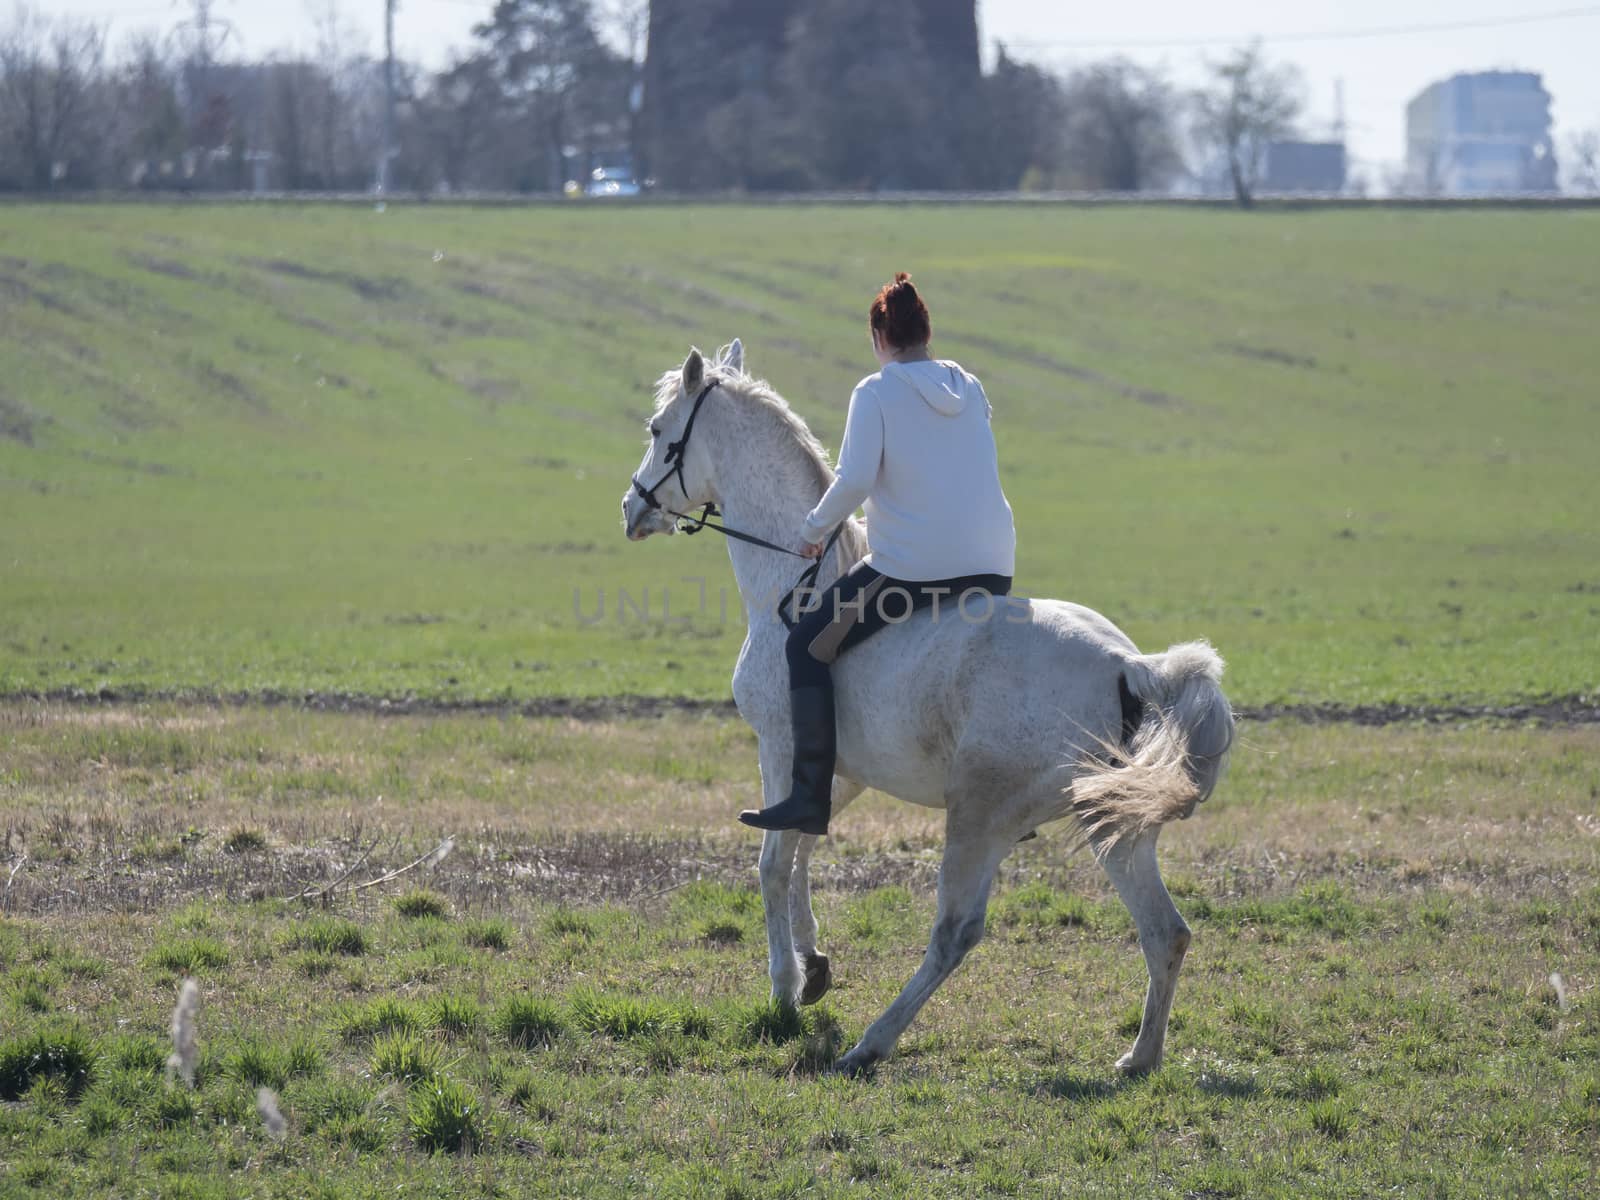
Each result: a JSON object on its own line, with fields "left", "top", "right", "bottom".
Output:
{"left": 720, "top": 338, "right": 744, "bottom": 375}
{"left": 681, "top": 347, "right": 704, "bottom": 393}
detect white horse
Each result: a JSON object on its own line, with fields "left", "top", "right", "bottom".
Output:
{"left": 622, "top": 341, "right": 1234, "bottom": 1077}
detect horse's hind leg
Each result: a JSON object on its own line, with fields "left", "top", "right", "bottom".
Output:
{"left": 1100, "top": 832, "right": 1191, "bottom": 1075}
{"left": 834, "top": 807, "right": 1014, "bottom": 1076}
{"left": 790, "top": 778, "right": 863, "bottom": 1005}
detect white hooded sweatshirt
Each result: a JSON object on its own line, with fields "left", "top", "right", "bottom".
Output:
{"left": 801, "top": 359, "right": 1016, "bottom": 582}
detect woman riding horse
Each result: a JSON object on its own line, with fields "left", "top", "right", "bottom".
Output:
{"left": 739, "top": 273, "right": 1018, "bottom": 836}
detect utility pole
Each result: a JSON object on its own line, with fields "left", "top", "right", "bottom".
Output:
{"left": 378, "top": 0, "right": 397, "bottom": 193}
{"left": 173, "top": 0, "right": 234, "bottom": 132}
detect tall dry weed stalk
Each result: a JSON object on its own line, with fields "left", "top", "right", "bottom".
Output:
{"left": 166, "top": 977, "right": 199, "bottom": 1086}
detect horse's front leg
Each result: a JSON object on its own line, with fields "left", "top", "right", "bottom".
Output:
{"left": 758, "top": 829, "right": 805, "bottom": 1004}
{"left": 755, "top": 737, "right": 806, "bottom": 1005}
{"left": 791, "top": 778, "right": 864, "bottom": 1005}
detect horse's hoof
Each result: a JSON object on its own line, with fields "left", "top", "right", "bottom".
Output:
{"left": 831, "top": 1049, "right": 879, "bottom": 1079}
{"left": 1116, "top": 1050, "right": 1158, "bottom": 1077}
{"left": 800, "top": 952, "right": 831, "bottom": 1005}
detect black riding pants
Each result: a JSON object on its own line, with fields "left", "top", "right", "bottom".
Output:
{"left": 784, "top": 561, "right": 1014, "bottom": 689}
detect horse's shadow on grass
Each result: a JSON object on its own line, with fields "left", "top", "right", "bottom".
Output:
{"left": 1195, "top": 1070, "right": 1261, "bottom": 1099}
{"left": 1035, "top": 1073, "right": 1132, "bottom": 1102}
{"left": 1035, "top": 1068, "right": 1261, "bottom": 1102}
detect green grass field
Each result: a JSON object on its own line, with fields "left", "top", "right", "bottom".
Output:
{"left": 2, "top": 203, "right": 1596, "bottom": 707}
{"left": 1, "top": 703, "right": 1597, "bottom": 1198}
{"left": 3, "top": 205, "right": 1599, "bottom": 1196}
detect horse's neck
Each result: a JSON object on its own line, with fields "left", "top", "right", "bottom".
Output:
{"left": 706, "top": 416, "right": 831, "bottom": 620}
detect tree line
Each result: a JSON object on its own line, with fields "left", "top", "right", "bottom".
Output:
{"left": 4, "top": 1, "right": 1593, "bottom": 202}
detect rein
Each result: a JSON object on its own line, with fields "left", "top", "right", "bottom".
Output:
{"left": 631, "top": 379, "right": 845, "bottom": 627}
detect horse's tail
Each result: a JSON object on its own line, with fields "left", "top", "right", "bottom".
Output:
{"left": 1068, "top": 640, "right": 1235, "bottom": 854}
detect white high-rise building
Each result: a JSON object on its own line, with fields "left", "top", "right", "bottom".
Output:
{"left": 1405, "top": 71, "right": 1557, "bottom": 195}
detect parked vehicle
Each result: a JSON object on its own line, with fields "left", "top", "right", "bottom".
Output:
{"left": 585, "top": 166, "right": 641, "bottom": 197}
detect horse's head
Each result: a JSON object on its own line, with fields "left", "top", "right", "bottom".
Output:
{"left": 621, "top": 339, "right": 744, "bottom": 541}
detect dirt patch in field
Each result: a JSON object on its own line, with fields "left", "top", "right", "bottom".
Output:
{"left": 126, "top": 253, "right": 203, "bottom": 282}
{"left": 182, "top": 353, "right": 268, "bottom": 414}
{"left": 247, "top": 257, "right": 407, "bottom": 302}
{"left": 19, "top": 687, "right": 740, "bottom": 721}
{"left": 14, "top": 688, "right": 1598, "bottom": 727}
{"left": 0, "top": 829, "right": 954, "bottom": 917}
{"left": 75, "top": 450, "right": 192, "bottom": 478}
{"left": 0, "top": 265, "right": 78, "bottom": 316}
{"left": 0, "top": 392, "right": 42, "bottom": 445}
{"left": 5, "top": 814, "right": 1587, "bottom": 919}
{"left": 31, "top": 261, "right": 191, "bottom": 329}
{"left": 451, "top": 278, "right": 522, "bottom": 307}
{"left": 1216, "top": 341, "right": 1318, "bottom": 369}
{"left": 1244, "top": 695, "right": 1600, "bottom": 726}
{"left": 4, "top": 701, "right": 1594, "bottom": 920}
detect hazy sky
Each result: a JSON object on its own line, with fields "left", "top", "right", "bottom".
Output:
{"left": 49, "top": 0, "right": 1600, "bottom": 184}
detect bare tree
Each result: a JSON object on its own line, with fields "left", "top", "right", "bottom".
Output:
{"left": 306, "top": 1, "right": 351, "bottom": 187}
{"left": 1191, "top": 42, "right": 1301, "bottom": 208}
{"left": 1567, "top": 128, "right": 1599, "bottom": 194}
{"left": 414, "top": 52, "right": 504, "bottom": 190}
{"left": 974, "top": 46, "right": 1064, "bottom": 190}
{"left": 100, "top": 34, "right": 185, "bottom": 187}
{"left": 474, "top": 0, "right": 613, "bottom": 190}
{"left": 0, "top": 8, "right": 106, "bottom": 189}
{"left": 266, "top": 59, "right": 315, "bottom": 189}
{"left": 1059, "top": 59, "right": 1180, "bottom": 193}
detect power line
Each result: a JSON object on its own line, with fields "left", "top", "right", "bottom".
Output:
{"left": 1006, "top": 5, "right": 1600, "bottom": 52}
{"left": 73, "top": 5, "right": 186, "bottom": 19}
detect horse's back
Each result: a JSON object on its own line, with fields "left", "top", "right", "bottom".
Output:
{"left": 831, "top": 594, "right": 1140, "bottom": 805}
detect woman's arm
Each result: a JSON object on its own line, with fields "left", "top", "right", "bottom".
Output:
{"left": 801, "top": 383, "right": 883, "bottom": 543}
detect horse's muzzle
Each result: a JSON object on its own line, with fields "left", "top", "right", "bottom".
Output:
{"left": 621, "top": 492, "right": 671, "bottom": 541}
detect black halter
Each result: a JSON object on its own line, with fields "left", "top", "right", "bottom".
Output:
{"left": 630, "top": 378, "right": 844, "bottom": 627}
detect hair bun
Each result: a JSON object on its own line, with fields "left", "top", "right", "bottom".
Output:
{"left": 870, "top": 272, "right": 931, "bottom": 350}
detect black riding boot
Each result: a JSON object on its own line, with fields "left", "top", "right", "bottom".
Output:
{"left": 738, "top": 685, "right": 836, "bottom": 835}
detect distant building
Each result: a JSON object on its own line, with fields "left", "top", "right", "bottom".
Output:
{"left": 1405, "top": 71, "right": 1557, "bottom": 194}
{"left": 1261, "top": 141, "right": 1347, "bottom": 193}
{"left": 1188, "top": 140, "right": 1347, "bottom": 197}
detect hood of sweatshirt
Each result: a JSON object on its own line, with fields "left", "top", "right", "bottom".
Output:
{"left": 884, "top": 360, "right": 970, "bottom": 416}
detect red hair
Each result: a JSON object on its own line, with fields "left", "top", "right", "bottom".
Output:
{"left": 870, "top": 272, "right": 931, "bottom": 350}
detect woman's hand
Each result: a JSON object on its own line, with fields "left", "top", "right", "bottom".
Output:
{"left": 799, "top": 541, "right": 824, "bottom": 559}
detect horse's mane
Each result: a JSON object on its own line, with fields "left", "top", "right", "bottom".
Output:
{"left": 650, "top": 365, "right": 835, "bottom": 496}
